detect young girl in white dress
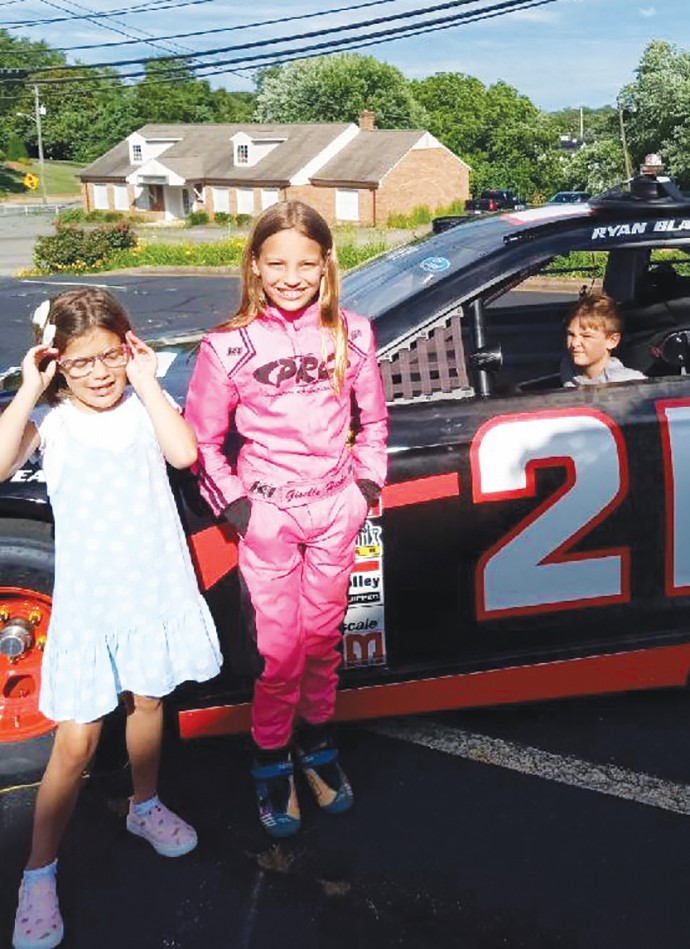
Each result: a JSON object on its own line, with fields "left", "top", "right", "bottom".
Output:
{"left": 0, "top": 288, "right": 222, "bottom": 949}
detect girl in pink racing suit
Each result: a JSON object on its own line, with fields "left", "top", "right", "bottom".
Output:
{"left": 184, "top": 200, "right": 388, "bottom": 837}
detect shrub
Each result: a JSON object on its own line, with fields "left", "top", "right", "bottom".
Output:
{"left": 186, "top": 210, "right": 209, "bottom": 226}
{"left": 87, "top": 221, "right": 137, "bottom": 259}
{"left": 235, "top": 213, "right": 253, "bottom": 226}
{"left": 86, "top": 210, "right": 125, "bottom": 223}
{"left": 34, "top": 226, "right": 88, "bottom": 272}
{"left": 105, "top": 236, "right": 247, "bottom": 270}
{"left": 336, "top": 236, "right": 388, "bottom": 270}
{"left": 385, "top": 205, "right": 433, "bottom": 228}
{"left": 57, "top": 208, "right": 86, "bottom": 224}
{"left": 385, "top": 211, "right": 410, "bottom": 228}
{"left": 6, "top": 133, "right": 28, "bottom": 162}
{"left": 33, "top": 221, "right": 137, "bottom": 273}
{"left": 57, "top": 209, "right": 128, "bottom": 225}
{"left": 214, "top": 211, "right": 233, "bottom": 226}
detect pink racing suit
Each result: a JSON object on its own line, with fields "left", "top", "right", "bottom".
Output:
{"left": 184, "top": 302, "right": 388, "bottom": 749}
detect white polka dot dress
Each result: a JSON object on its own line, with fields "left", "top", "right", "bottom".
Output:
{"left": 37, "top": 391, "right": 222, "bottom": 724}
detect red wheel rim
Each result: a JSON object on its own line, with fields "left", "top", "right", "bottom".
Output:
{"left": 0, "top": 588, "right": 55, "bottom": 743}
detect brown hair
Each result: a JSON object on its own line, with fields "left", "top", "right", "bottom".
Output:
{"left": 35, "top": 288, "right": 132, "bottom": 404}
{"left": 217, "top": 200, "right": 348, "bottom": 394}
{"left": 565, "top": 292, "right": 623, "bottom": 335}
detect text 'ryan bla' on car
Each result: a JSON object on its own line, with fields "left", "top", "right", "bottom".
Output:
{"left": 4, "top": 172, "right": 690, "bottom": 783}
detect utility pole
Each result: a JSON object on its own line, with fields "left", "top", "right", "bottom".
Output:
{"left": 617, "top": 97, "right": 633, "bottom": 180}
{"left": 33, "top": 85, "right": 48, "bottom": 206}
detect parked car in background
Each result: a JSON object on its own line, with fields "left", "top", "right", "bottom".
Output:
{"left": 547, "top": 190, "right": 592, "bottom": 204}
{"left": 465, "top": 189, "right": 526, "bottom": 214}
{"left": 5, "top": 174, "right": 690, "bottom": 785}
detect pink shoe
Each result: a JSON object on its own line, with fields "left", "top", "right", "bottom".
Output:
{"left": 126, "top": 799, "right": 198, "bottom": 857}
{"left": 12, "top": 875, "right": 64, "bottom": 949}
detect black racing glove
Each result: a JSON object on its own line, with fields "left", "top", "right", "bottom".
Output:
{"left": 222, "top": 497, "right": 252, "bottom": 537}
{"left": 356, "top": 479, "right": 381, "bottom": 507}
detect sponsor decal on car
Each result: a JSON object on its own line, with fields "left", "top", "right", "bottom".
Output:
{"left": 591, "top": 219, "right": 690, "bottom": 241}
{"left": 9, "top": 468, "right": 46, "bottom": 483}
{"left": 343, "top": 603, "right": 386, "bottom": 667}
{"left": 344, "top": 517, "right": 387, "bottom": 667}
{"left": 419, "top": 256, "right": 451, "bottom": 274}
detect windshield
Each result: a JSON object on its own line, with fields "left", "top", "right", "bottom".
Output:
{"left": 342, "top": 215, "right": 513, "bottom": 320}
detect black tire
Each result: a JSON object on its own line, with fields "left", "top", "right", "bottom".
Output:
{"left": 0, "top": 518, "right": 56, "bottom": 787}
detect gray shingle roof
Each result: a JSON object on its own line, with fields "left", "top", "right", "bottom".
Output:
{"left": 81, "top": 122, "right": 353, "bottom": 184}
{"left": 310, "top": 130, "right": 426, "bottom": 185}
{"left": 80, "top": 140, "right": 134, "bottom": 180}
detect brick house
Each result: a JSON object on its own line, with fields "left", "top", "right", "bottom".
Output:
{"left": 79, "top": 112, "right": 470, "bottom": 225}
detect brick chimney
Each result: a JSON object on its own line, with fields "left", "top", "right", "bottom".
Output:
{"left": 358, "top": 110, "right": 376, "bottom": 132}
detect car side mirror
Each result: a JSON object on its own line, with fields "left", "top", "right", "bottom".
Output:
{"left": 468, "top": 344, "right": 503, "bottom": 373}
{"left": 656, "top": 330, "right": 690, "bottom": 368}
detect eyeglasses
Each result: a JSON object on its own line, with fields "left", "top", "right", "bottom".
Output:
{"left": 58, "top": 344, "right": 130, "bottom": 378}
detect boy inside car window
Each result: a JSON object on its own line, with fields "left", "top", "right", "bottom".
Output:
{"left": 561, "top": 292, "right": 647, "bottom": 387}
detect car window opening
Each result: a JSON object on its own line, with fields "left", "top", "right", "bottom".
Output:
{"left": 379, "top": 310, "right": 474, "bottom": 404}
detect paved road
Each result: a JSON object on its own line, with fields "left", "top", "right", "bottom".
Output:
{"left": 4, "top": 689, "right": 690, "bottom": 948}
{"left": 0, "top": 275, "right": 576, "bottom": 372}
{"left": 0, "top": 206, "right": 239, "bottom": 278}
{"left": 5, "top": 273, "right": 680, "bottom": 947}
{"left": 0, "top": 274, "right": 240, "bottom": 369}
{"left": 0, "top": 208, "right": 60, "bottom": 277}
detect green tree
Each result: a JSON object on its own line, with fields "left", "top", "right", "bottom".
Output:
{"left": 560, "top": 139, "right": 626, "bottom": 193}
{"left": 620, "top": 40, "right": 690, "bottom": 186}
{"left": 0, "top": 30, "right": 65, "bottom": 152}
{"left": 131, "top": 58, "right": 215, "bottom": 125}
{"left": 410, "top": 73, "right": 487, "bottom": 158}
{"left": 5, "top": 131, "right": 28, "bottom": 161}
{"left": 411, "top": 73, "right": 563, "bottom": 201}
{"left": 548, "top": 105, "right": 618, "bottom": 145}
{"left": 211, "top": 89, "right": 256, "bottom": 123}
{"left": 255, "top": 54, "right": 427, "bottom": 128}
{"left": 9, "top": 66, "right": 137, "bottom": 162}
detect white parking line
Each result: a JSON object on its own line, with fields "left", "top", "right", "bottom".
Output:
{"left": 21, "top": 279, "right": 128, "bottom": 290}
{"left": 368, "top": 717, "right": 690, "bottom": 816}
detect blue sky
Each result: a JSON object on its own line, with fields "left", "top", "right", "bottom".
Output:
{"left": 2, "top": 0, "right": 687, "bottom": 110}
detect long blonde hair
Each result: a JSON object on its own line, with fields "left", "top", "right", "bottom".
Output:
{"left": 217, "top": 200, "right": 348, "bottom": 394}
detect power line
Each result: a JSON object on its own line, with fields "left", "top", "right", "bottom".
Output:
{"left": 56, "top": 0, "right": 397, "bottom": 53}
{"left": 0, "top": 0, "right": 213, "bottom": 26}
{"left": 55, "top": 0, "right": 403, "bottom": 52}
{"left": 28, "top": 0, "right": 548, "bottom": 72}
{"left": 28, "top": 0, "right": 556, "bottom": 83}
{"left": 190, "top": 0, "right": 559, "bottom": 81}
{"left": 29, "top": 0, "right": 195, "bottom": 57}
{"left": 0, "top": 0, "right": 395, "bottom": 29}
{"left": 6, "top": 0, "right": 558, "bottom": 87}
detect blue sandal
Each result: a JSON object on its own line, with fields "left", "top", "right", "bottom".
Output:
{"left": 251, "top": 753, "right": 301, "bottom": 838}
{"left": 295, "top": 744, "right": 354, "bottom": 814}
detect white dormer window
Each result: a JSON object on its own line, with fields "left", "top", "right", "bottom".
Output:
{"left": 132, "top": 143, "right": 143, "bottom": 163}
{"left": 236, "top": 144, "right": 249, "bottom": 164}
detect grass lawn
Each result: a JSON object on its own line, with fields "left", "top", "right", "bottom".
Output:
{"left": 0, "top": 159, "right": 83, "bottom": 199}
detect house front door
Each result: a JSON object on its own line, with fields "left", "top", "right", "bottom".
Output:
{"left": 148, "top": 184, "right": 164, "bottom": 212}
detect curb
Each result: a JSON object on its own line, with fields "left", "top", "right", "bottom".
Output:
{"left": 105, "top": 265, "right": 241, "bottom": 277}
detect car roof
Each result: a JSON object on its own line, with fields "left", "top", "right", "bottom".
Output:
{"left": 343, "top": 175, "right": 690, "bottom": 353}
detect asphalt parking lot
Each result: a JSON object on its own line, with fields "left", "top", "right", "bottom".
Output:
{"left": 3, "top": 271, "right": 690, "bottom": 947}
{"left": 5, "top": 690, "right": 690, "bottom": 949}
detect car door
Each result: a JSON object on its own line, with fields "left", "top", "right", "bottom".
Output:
{"left": 362, "top": 238, "right": 690, "bottom": 703}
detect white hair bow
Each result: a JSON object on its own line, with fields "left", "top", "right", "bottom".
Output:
{"left": 31, "top": 300, "right": 56, "bottom": 346}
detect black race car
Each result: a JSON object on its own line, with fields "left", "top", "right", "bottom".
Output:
{"left": 4, "top": 173, "right": 690, "bottom": 779}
